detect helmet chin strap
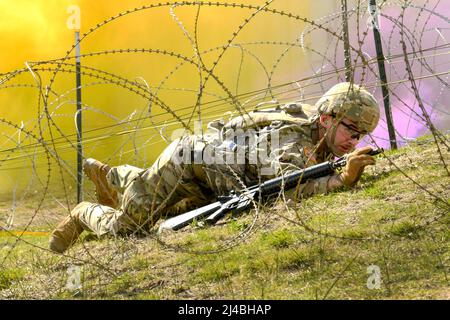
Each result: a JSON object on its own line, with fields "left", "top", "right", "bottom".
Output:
{"left": 319, "top": 121, "right": 340, "bottom": 157}
{"left": 327, "top": 123, "right": 340, "bottom": 156}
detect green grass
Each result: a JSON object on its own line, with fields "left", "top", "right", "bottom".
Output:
{"left": 259, "top": 229, "right": 295, "bottom": 248}
{"left": 0, "top": 135, "right": 448, "bottom": 299}
{"left": 0, "top": 268, "right": 26, "bottom": 290}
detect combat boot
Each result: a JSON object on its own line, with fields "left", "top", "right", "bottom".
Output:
{"left": 49, "top": 208, "right": 85, "bottom": 253}
{"left": 84, "top": 158, "right": 119, "bottom": 208}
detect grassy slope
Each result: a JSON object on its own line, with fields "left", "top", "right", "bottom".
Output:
{"left": 0, "top": 135, "right": 449, "bottom": 299}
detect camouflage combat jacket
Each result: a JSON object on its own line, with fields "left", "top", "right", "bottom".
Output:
{"left": 193, "top": 102, "right": 335, "bottom": 199}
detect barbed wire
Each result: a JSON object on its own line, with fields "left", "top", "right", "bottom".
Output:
{"left": 0, "top": 0, "right": 448, "bottom": 298}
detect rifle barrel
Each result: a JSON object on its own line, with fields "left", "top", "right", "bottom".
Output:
{"left": 158, "top": 201, "right": 222, "bottom": 232}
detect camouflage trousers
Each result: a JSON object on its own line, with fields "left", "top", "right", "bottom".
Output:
{"left": 73, "top": 132, "right": 335, "bottom": 237}
{"left": 75, "top": 136, "right": 210, "bottom": 237}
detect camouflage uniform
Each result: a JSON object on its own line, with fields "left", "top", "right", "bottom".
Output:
{"left": 74, "top": 82, "right": 380, "bottom": 238}
{"left": 198, "top": 103, "right": 334, "bottom": 196}
{"left": 74, "top": 102, "right": 335, "bottom": 237}
{"left": 76, "top": 135, "right": 210, "bottom": 237}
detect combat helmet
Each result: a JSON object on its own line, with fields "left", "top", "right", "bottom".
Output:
{"left": 315, "top": 82, "right": 380, "bottom": 133}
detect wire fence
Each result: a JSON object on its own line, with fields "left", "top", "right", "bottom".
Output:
{"left": 0, "top": 0, "right": 448, "bottom": 299}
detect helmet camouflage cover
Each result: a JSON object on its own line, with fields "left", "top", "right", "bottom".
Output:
{"left": 315, "top": 82, "right": 380, "bottom": 133}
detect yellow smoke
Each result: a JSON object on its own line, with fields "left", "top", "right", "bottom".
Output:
{"left": 0, "top": 0, "right": 311, "bottom": 195}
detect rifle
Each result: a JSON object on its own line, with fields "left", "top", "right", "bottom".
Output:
{"left": 158, "top": 148, "right": 383, "bottom": 233}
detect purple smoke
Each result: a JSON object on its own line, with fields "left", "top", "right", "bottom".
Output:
{"left": 345, "top": 1, "right": 449, "bottom": 149}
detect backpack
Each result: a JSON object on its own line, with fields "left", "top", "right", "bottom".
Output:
{"left": 221, "top": 102, "right": 319, "bottom": 132}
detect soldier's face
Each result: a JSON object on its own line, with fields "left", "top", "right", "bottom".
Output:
{"left": 322, "top": 116, "right": 364, "bottom": 156}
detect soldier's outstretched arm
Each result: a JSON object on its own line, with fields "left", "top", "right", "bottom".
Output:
{"left": 284, "top": 146, "right": 377, "bottom": 200}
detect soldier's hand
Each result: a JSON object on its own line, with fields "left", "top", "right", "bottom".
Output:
{"left": 339, "top": 146, "right": 376, "bottom": 187}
